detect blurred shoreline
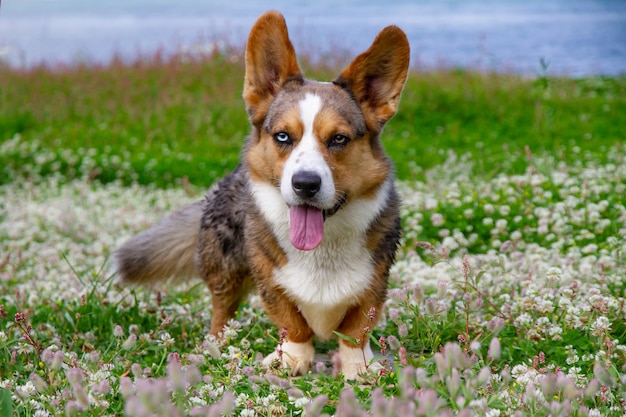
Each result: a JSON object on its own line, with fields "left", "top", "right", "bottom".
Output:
{"left": 1, "top": 0, "right": 625, "bottom": 76}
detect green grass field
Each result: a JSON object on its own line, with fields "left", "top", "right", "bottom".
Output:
{"left": 0, "top": 52, "right": 625, "bottom": 416}
{"left": 1, "top": 53, "right": 624, "bottom": 186}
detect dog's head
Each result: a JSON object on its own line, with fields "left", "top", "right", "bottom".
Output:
{"left": 244, "top": 11, "right": 410, "bottom": 251}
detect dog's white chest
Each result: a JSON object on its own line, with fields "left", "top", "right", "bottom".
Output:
{"left": 250, "top": 180, "right": 392, "bottom": 338}
{"left": 273, "top": 228, "right": 373, "bottom": 338}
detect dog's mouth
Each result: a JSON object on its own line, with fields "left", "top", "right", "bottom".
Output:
{"left": 289, "top": 195, "right": 347, "bottom": 251}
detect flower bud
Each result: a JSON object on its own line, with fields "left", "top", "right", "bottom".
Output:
{"left": 488, "top": 337, "right": 501, "bottom": 361}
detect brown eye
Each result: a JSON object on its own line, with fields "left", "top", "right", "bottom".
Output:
{"left": 329, "top": 134, "right": 350, "bottom": 148}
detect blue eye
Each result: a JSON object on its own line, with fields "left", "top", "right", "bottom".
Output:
{"left": 274, "top": 132, "right": 292, "bottom": 145}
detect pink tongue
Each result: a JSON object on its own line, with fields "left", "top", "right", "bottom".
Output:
{"left": 289, "top": 205, "right": 324, "bottom": 251}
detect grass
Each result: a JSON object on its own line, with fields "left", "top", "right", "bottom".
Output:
{"left": 1, "top": 51, "right": 624, "bottom": 187}
{"left": 0, "top": 51, "right": 625, "bottom": 416}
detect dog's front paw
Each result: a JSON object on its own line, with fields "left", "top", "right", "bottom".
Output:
{"left": 339, "top": 342, "right": 381, "bottom": 380}
{"left": 262, "top": 341, "right": 315, "bottom": 376}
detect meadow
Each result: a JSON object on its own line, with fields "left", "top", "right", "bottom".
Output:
{"left": 0, "top": 49, "right": 625, "bottom": 417}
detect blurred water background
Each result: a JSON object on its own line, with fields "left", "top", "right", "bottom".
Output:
{"left": 1, "top": 0, "right": 625, "bottom": 76}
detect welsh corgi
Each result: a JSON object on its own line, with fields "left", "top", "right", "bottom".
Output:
{"left": 114, "top": 10, "right": 410, "bottom": 379}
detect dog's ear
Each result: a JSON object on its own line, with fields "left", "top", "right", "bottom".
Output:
{"left": 244, "top": 11, "right": 303, "bottom": 125}
{"left": 334, "top": 26, "right": 410, "bottom": 131}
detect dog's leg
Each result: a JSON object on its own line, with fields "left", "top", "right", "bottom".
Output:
{"left": 260, "top": 291, "right": 316, "bottom": 376}
{"left": 335, "top": 298, "right": 385, "bottom": 380}
{"left": 203, "top": 271, "right": 251, "bottom": 337}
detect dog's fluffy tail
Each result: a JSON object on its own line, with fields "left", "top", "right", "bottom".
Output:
{"left": 113, "top": 201, "right": 203, "bottom": 285}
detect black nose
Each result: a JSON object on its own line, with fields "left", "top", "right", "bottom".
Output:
{"left": 292, "top": 171, "right": 322, "bottom": 199}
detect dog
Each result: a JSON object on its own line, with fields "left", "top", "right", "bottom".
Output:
{"left": 113, "top": 10, "right": 410, "bottom": 379}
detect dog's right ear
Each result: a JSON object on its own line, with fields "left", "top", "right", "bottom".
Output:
{"left": 244, "top": 11, "right": 303, "bottom": 126}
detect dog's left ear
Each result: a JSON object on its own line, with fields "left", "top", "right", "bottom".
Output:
{"left": 244, "top": 11, "right": 303, "bottom": 125}
{"left": 334, "top": 26, "right": 410, "bottom": 131}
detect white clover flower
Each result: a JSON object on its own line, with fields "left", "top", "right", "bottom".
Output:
{"left": 158, "top": 332, "right": 175, "bottom": 348}
{"left": 566, "top": 354, "right": 579, "bottom": 365}
{"left": 546, "top": 267, "right": 562, "bottom": 281}
{"left": 235, "top": 392, "right": 250, "bottom": 407}
{"left": 442, "top": 236, "right": 459, "bottom": 252}
{"left": 514, "top": 313, "right": 532, "bottom": 328}
{"left": 581, "top": 243, "right": 598, "bottom": 254}
{"left": 15, "top": 381, "right": 37, "bottom": 399}
{"left": 430, "top": 213, "right": 444, "bottom": 227}
{"left": 511, "top": 364, "right": 542, "bottom": 386}
{"left": 293, "top": 397, "right": 311, "bottom": 408}
{"left": 590, "top": 316, "right": 611, "bottom": 336}
{"left": 510, "top": 230, "right": 522, "bottom": 241}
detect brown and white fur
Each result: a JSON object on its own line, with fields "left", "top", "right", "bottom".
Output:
{"left": 113, "top": 11, "right": 410, "bottom": 379}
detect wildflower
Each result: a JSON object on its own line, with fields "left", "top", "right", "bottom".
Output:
{"left": 50, "top": 350, "right": 64, "bottom": 370}
{"left": 65, "top": 401, "right": 80, "bottom": 416}
{"left": 379, "top": 336, "right": 387, "bottom": 355}
{"left": 368, "top": 306, "right": 376, "bottom": 322}
{"left": 93, "top": 379, "right": 111, "bottom": 396}
{"left": 113, "top": 325, "right": 124, "bottom": 338}
{"left": 415, "top": 241, "right": 436, "bottom": 252}
{"left": 514, "top": 313, "right": 532, "bottom": 328}
{"left": 187, "top": 353, "right": 205, "bottom": 366}
{"left": 387, "top": 335, "right": 401, "bottom": 351}
{"left": 239, "top": 409, "right": 256, "bottom": 417}
{"left": 487, "top": 317, "right": 505, "bottom": 334}
{"left": 88, "top": 350, "right": 101, "bottom": 364}
{"left": 119, "top": 377, "right": 133, "bottom": 399}
{"left": 29, "top": 373, "right": 48, "bottom": 393}
{"left": 413, "top": 283, "right": 424, "bottom": 303}
{"left": 425, "top": 299, "right": 438, "bottom": 315}
{"left": 582, "top": 243, "right": 598, "bottom": 254}
{"left": 398, "top": 347, "right": 408, "bottom": 366}
{"left": 66, "top": 368, "right": 84, "bottom": 387}
{"left": 306, "top": 395, "right": 328, "bottom": 416}
{"left": 430, "top": 213, "right": 444, "bottom": 227}
{"left": 584, "top": 378, "right": 600, "bottom": 399}
{"left": 446, "top": 368, "right": 461, "bottom": 396}
{"left": 166, "top": 355, "right": 186, "bottom": 391}
{"left": 201, "top": 339, "right": 220, "bottom": 359}
{"left": 15, "top": 381, "right": 36, "bottom": 399}
{"left": 122, "top": 333, "right": 137, "bottom": 351}
{"left": 158, "top": 331, "right": 175, "bottom": 348}
{"left": 437, "top": 280, "right": 447, "bottom": 299}
{"left": 593, "top": 362, "right": 614, "bottom": 387}
{"left": 546, "top": 267, "right": 562, "bottom": 281}
{"left": 477, "top": 366, "right": 491, "bottom": 386}
{"left": 590, "top": 316, "right": 611, "bottom": 337}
